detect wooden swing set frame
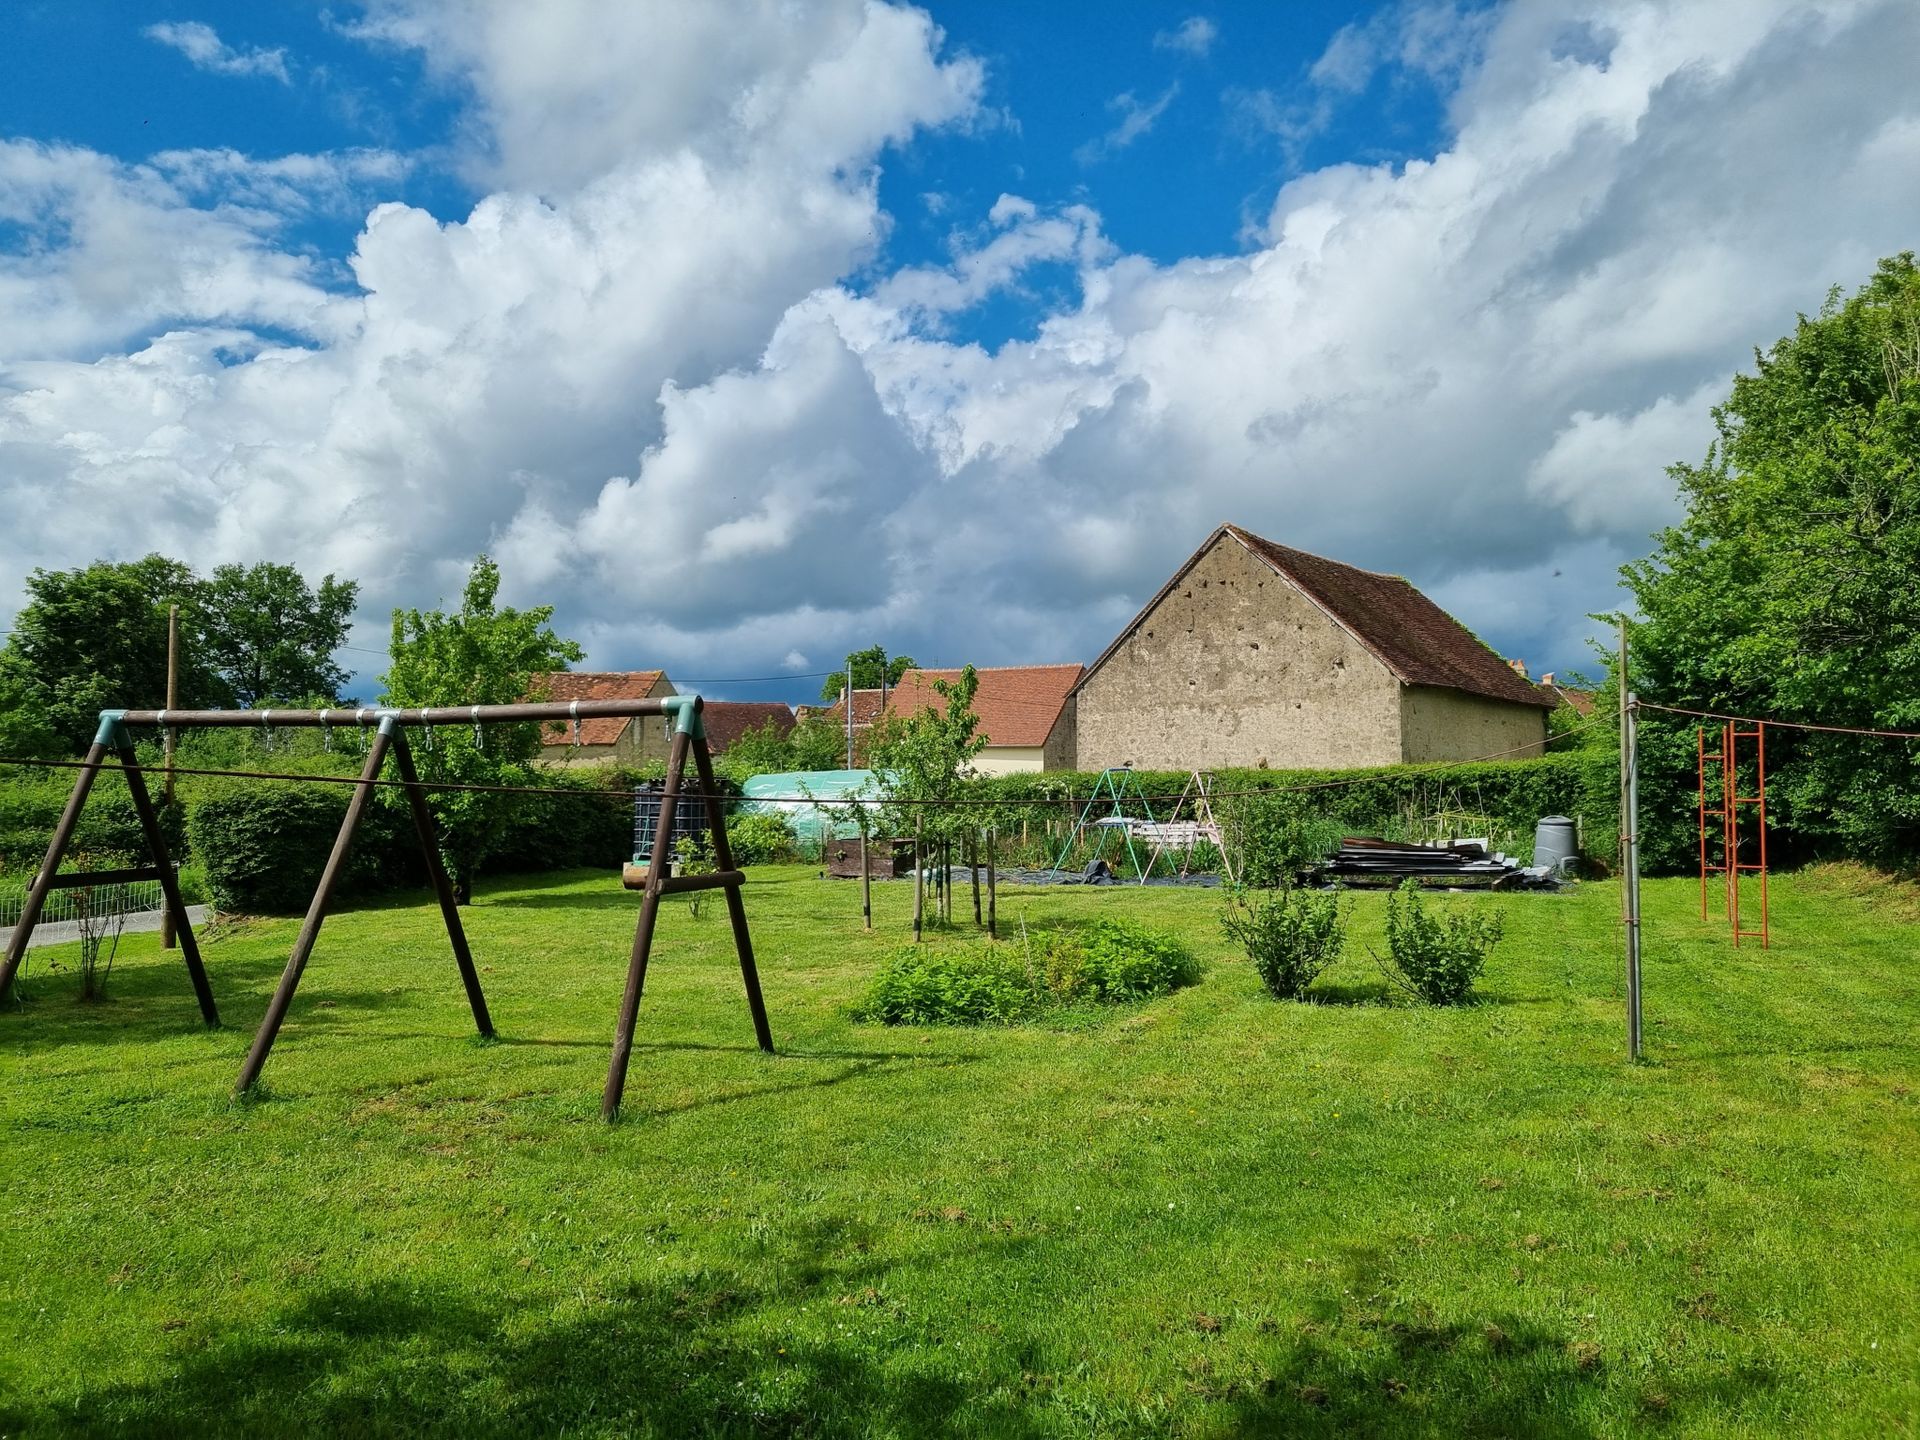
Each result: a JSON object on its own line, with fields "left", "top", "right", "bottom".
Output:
{"left": 0, "top": 695, "right": 771, "bottom": 1119}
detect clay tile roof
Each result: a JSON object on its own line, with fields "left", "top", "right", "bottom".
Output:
{"left": 701, "top": 701, "right": 795, "bottom": 754}
{"left": 1539, "top": 681, "right": 1596, "bottom": 716}
{"left": 533, "top": 671, "right": 666, "bottom": 746}
{"left": 818, "top": 689, "right": 890, "bottom": 728}
{"left": 1221, "top": 527, "right": 1553, "bottom": 708}
{"left": 885, "top": 665, "right": 1085, "bottom": 748}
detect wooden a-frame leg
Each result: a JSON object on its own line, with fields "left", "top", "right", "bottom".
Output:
{"left": 391, "top": 731, "right": 494, "bottom": 1038}
{"left": 692, "top": 736, "right": 773, "bottom": 1054}
{"left": 0, "top": 741, "right": 108, "bottom": 1001}
{"left": 234, "top": 718, "right": 396, "bottom": 1095}
{"left": 603, "top": 726, "right": 691, "bottom": 1120}
{"left": 117, "top": 743, "right": 219, "bottom": 1025}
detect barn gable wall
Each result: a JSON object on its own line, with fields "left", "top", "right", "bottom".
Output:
{"left": 1073, "top": 535, "right": 1403, "bottom": 770}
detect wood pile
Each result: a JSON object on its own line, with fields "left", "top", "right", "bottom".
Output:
{"left": 1310, "top": 835, "right": 1527, "bottom": 889}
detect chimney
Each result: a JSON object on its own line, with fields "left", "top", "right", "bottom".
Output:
{"left": 1539, "top": 671, "right": 1555, "bottom": 686}
{"left": 1507, "top": 659, "right": 1529, "bottom": 679}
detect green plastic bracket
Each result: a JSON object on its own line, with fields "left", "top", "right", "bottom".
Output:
{"left": 93, "top": 709, "right": 129, "bottom": 748}
{"left": 661, "top": 694, "right": 705, "bottom": 740}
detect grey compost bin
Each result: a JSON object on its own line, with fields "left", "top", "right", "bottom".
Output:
{"left": 1533, "top": 816, "right": 1579, "bottom": 874}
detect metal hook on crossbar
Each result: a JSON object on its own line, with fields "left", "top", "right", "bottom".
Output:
{"left": 260, "top": 708, "right": 273, "bottom": 754}
{"left": 471, "top": 705, "right": 483, "bottom": 751}
{"left": 569, "top": 700, "right": 581, "bottom": 747}
{"left": 319, "top": 707, "right": 332, "bottom": 751}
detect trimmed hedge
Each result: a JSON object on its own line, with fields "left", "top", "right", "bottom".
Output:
{"left": 188, "top": 780, "right": 416, "bottom": 914}
{"left": 965, "top": 751, "right": 1624, "bottom": 876}
{"left": 0, "top": 773, "right": 179, "bottom": 873}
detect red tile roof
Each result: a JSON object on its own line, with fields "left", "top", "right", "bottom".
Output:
{"left": 1539, "top": 680, "right": 1596, "bottom": 716}
{"left": 817, "top": 689, "right": 890, "bottom": 728}
{"left": 533, "top": 671, "right": 667, "bottom": 746}
{"left": 702, "top": 701, "right": 795, "bottom": 754}
{"left": 885, "top": 665, "right": 1084, "bottom": 748}
{"left": 1224, "top": 528, "right": 1551, "bottom": 707}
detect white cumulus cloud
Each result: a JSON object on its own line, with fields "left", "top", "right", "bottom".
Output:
{"left": 4, "top": 0, "right": 1920, "bottom": 695}
{"left": 144, "top": 21, "right": 291, "bottom": 83}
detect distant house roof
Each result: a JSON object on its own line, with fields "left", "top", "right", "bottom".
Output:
{"left": 533, "top": 671, "right": 668, "bottom": 746}
{"left": 886, "top": 664, "right": 1085, "bottom": 748}
{"left": 817, "top": 688, "right": 890, "bottom": 729}
{"left": 702, "top": 701, "right": 795, "bottom": 754}
{"left": 1079, "top": 525, "right": 1553, "bottom": 710}
{"left": 1538, "top": 676, "right": 1597, "bottom": 716}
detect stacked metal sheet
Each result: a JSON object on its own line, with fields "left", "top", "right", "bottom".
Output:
{"left": 1311, "top": 835, "right": 1528, "bottom": 889}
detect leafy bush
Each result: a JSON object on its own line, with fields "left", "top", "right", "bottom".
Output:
{"left": 1377, "top": 880, "right": 1504, "bottom": 1005}
{"left": 1223, "top": 793, "right": 1346, "bottom": 888}
{"left": 480, "top": 771, "right": 631, "bottom": 876}
{"left": 1220, "top": 883, "right": 1348, "bottom": 1000}
{"left": 725, "top": 812, "right": 796, "bottom": 865}
{"left": 854, "top": 946, "right": 1037, "bottom": 1025}
{"left": 858, "top": 919, "right": 1196, "bottom": 1024}
{"left": 1075, "top": 918, "right": 1199, "bottom": 1001}
{"left": 188, "top": 781, "right": 411, "bottom": 914}
{"left": 0, "top": 774, "right": 163, "bottom": 872}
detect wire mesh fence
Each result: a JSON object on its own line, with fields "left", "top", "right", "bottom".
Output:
{"left": 0, "top": 879, "right": 163, "bottom": 936}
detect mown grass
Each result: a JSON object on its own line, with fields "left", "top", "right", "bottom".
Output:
{"left": 1, "top": 864, "right": 1916, "bottom": 1437}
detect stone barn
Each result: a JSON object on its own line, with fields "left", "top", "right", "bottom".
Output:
{"left": 1072, "top": 525, "right": 1552, "bottom": 771}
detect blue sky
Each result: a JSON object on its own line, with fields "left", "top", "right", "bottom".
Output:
{"left": 4, "top": 1, "right": 1464, "bottom": 351}
{"left": 2, "top": 1, "right": 1917, "bottom": 706}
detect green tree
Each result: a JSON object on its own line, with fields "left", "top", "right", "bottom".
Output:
{"left": 868, "top": 664, "right": 986, "bottom": 918}
{"left": 790, "top": 713, "right": 852, "bottom": 770}
{"left": 381, "top": 555, "right": 583, "bottom": 901}
{"left": 2, "top": 555, "right": 220, "bottom": 751}
{"left": 201, "top": 562, "right": 359, "bottom": 707}
{"left": 715, "top": 717, "right": 797, "bottom": 779}
{"left": 0, "top": 664, "right": 61, "bottom": 758}
{"left": 1622, "top": 253, "right": 1920, "bottom": 867}
{"left": 820, "top": 646, "right": 916, "bottom": 703}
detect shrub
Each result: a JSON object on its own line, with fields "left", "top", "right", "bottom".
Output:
{"left": 188, "top": 781, "right": 410, "bottom": 914}
{"left": 1076, "top": 918, "right": 1199, "bottom": 1001}
{"left": 673, "top": 831, "right": 716, "bottom": 918}
{"left": 858, "top": 919, "right": 1197, "bottom": 1025}
{"left": 854, "top": 946, "right": 1037, "bottom": 1025}
{"left": 1377, "top": 880, "right": 1504, "bottom": 1005}
{"left": 1220, "top": 883, "right": 1348, "bottom": 1000}
{"left": 481, "top": 774, "right": 631, "bottom": 876}
{"left": 725, "top": 812, "right": 796, "bottom": 865}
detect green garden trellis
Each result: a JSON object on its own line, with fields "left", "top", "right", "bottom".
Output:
{"left": 1046, "top": 767, "right": 1159, "bottom": 882}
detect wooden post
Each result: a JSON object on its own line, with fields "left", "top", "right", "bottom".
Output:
{"left": 391, "top": 731, "right": 494, "bottom": 1038}
{"left": 970, "top": 830, "right": 982, "bottom": 926}
{"left": 603, "top": 725, "right": 692, "bottom": 1118}
{"left": 116, "top": 738, "right": 217, "bottom": 1024}
{"left": 235, "top": 717, "right": 397, "bottom": 1094}
{"left": 0, "top": 741, "right": 110, "bottom": 1000}
{"left": 913, "top": 814, "right": 925, "bottom": 943}
{"left": 859, "top": 822, "right": 872, "bottom": 930}
{"left": 986, "top": 828, "right": 997, "bottom": 940}
{"left": 161, "top": 603, "right": 180, "bottom": 950}
{"left": 691, "top": 736, "right": 774, "bottom": 1055}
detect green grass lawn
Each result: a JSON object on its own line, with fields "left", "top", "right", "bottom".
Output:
{"left": 2, "top": 864, "right": 1916, "bottom": 1437}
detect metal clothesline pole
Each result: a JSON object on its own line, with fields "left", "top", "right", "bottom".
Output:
{"left": 1619, "top": 619, "right": 1642, "bottom": 1061}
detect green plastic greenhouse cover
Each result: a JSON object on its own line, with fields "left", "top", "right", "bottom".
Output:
{"left": 738, "top": 770, "right": 883, "bottom": 844}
